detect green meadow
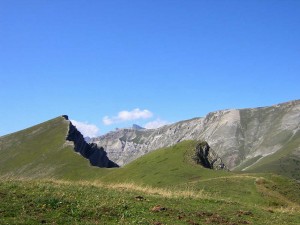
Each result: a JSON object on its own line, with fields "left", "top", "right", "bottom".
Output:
{"left": 0, "top": 117, "right": 299, "bottom": 224}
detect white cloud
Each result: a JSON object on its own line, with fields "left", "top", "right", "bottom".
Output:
{"left": 70, "top": 120, "right": 100, "bottom": 138}
{"left": 103, "top": 108, "right": 153, "bottom": 125}
{"left": 144, "top": 119, "right": 170, "bottom": 129}
{"left": 118, "top": 108, "right": 153, "bottom": 120}
{"left": 102, "top": 116, "right": 113, "bottom": 125}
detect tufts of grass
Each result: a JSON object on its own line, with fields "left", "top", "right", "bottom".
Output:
{"left": 1, "top": 178, "right": 300, "bottom": 225}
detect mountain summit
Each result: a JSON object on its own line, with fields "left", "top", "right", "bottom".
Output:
{"left": 132, "top": 124, "right": 145, "bottom": 130}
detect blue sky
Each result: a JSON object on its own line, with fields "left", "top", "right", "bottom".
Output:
{"left": 0, "top": 0, "right": 299, "bottom": 137}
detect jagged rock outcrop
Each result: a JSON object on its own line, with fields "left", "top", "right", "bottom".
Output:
{"left": 92, "top": 100, "right": 300, "bottom": 176}
{"left": 65, "top": 116, "right": 118, "bottom": 168}
{"left": 193, "top": 141, "right": 227, "bottom": 170}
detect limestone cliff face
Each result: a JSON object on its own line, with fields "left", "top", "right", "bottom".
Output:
{"left": 92, "top": 100, "right": 300, "bottom": 172}
{"left": 64, "top": 116, "right": 118, "bottom": 168}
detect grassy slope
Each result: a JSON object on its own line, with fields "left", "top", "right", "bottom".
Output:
{"left": 0, "top": 179, "right": 299, "bottom": 225}
{"left": 245, "top": 130, "right": 300, "bottom": 180}
{"left": 0, "top": 119, "right": 300, "bottom": 224}
{"left": 237, "top": 106, "right": 300, "bottom": 180}
{"left": 103, "top": 140, "right": 230, "bottom": 187}
{"left": 0, "top": 116, "right": 109, "bottom": 180}
{"left": 103, "top": 141, "right": 300, "bottom": 209}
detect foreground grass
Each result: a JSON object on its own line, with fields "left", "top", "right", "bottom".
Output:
{"left": 0, "top": 179, "right": 299, "bottom": 225}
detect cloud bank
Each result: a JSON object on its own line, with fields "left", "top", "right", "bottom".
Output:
{"left": 144, "top": 119, "right": 170, "bottom": 129}
{"left": 103, "top": 108, "right": 153, "bottom": 125}
{"left": 70, "top": 120, "right": 100, "bottom": 137}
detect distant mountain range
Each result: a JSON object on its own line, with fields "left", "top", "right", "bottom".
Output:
{"left": 0, "top": 99, "right": 299, "bottom": 181}
{"left": 92, "top": 99, "right": 300, "bottom": 180}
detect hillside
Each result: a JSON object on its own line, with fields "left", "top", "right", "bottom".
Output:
{"left": 0, "top": 116, "right": 114, "bottom": 180}
{"left": 93, "top": 100, "right": 300, "bottom": 180}
{"left": 1, "top": 139, "right": 300, "bottom": 224}
{"left": 102, "top": 141, "right": 300, "bottom": 210}
{"left": 103, "top": 140, "right": 229, "bottom": 187}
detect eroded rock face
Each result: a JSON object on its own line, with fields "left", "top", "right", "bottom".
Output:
{"left": 66, "top": 118, "right": 118, "bottom": 168}
{"left": 193, "top": 142, "right": 227, "bottom": 170}
{"left": 92, "top": 100, "right": 300, "bottom": 171}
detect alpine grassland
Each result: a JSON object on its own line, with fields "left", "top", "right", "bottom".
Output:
{"left": 0, "top": 117, "right": 110, "bottom": 180}
{"left": 1, "top": 116, "right": 300, "bottom": 224}
{"left": 0, "top": 177, "right": 299, "bottom": 225}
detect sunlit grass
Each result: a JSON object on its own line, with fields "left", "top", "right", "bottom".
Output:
{"left": 1, "top": 178, "right": 299, "bottom": 225}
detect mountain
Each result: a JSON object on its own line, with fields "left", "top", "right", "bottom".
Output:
{"left": 0, "top": 116, "right": 117, "bottom": 180}
{"left": 1, "top": 110, "right": 300, "bottom": 224}
{"left": 92, "top": 100, "right": 300, "bottom": 180}
{"left": 1, "top": 99, "right": 299, "bottom": 181}
{"left": 132, "top": 124, "right": 145, "bottom": 130}
{"left": 84, "top": 136, "right": 92, "bottom": 143}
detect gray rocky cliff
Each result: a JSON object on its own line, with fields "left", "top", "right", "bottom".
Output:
{"left": 193, "top": 141, "right": 227, "bottom": 170}
{"left": 92, "top": 100, "right": 300, "bottom": 172}
{"left": 64, "top": 115, "right": 118, "bottom": 168}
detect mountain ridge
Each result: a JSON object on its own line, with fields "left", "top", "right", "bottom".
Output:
{"left": 1, "top": 99, "right": 299, "bottom": 180}
{"left": 0, "top": 116, "right": 115, "bottom": 180}
{"left": 92, "top": 99, "right": 300, "bottom": 180}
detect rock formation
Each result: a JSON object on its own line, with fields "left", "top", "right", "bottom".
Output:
{"left": 193, "top": 141, "right": 227, "bottom": 170}
{"left": 65, "top": 116, "right": 118, "bottom": 168}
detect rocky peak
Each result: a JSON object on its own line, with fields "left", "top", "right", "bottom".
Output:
{"left": 132, "top": 124, "right": 145, "bottom": 130}
{"left": 64, "top": 116, "right": 118, "bottom": 168}
{"left": 62, "top": 115, "right": 69, "bottom": 120}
